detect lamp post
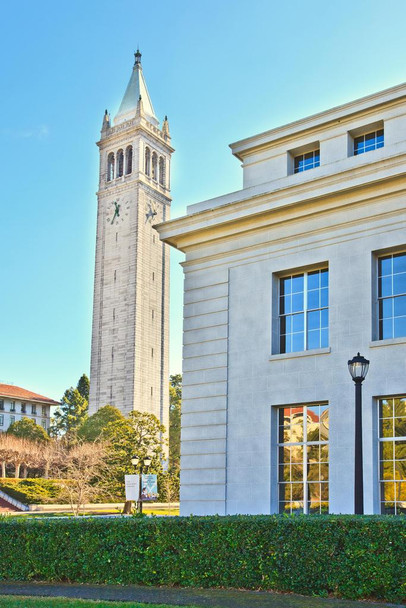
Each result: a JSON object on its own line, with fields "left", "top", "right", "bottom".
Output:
{"left": 347, "top": 352, "right": 370, "bottom": 515}
{"left": 131, "top": 455, "right": 152, "bottom": 513}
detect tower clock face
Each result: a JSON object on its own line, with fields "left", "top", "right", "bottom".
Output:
{"left": 106, "top": 198, "right": 130, "bottom": 226}
{"left": 145, "top": 200, "right": 158, "bottom": 223}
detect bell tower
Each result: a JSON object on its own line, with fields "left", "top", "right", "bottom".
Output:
{"left": 89, "top": 51, "right": 173, "bottom": 438}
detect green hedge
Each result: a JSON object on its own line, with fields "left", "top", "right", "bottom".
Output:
{"left": 0, "top": 515, "right": 404, "bottom": 602}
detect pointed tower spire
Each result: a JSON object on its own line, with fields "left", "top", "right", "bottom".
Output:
{"left": 114, "top": 50, "right": 158, "bottom": 126}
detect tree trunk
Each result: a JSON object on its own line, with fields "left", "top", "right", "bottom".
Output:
{"left": 44, "top": 463, "right": 49, "bottom": 479}
{"left": 1, "top": 461, "right": 6, "bottom": 478}
{"left": 15, "top": 463, "right": 21, "bottom": 478}
{"left": 22, "top": 465, "right": 28, "bottom": 478}
{"left": 123, "top": 500, "right": 133, "bottom": 514}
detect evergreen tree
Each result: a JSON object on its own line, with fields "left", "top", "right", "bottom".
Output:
{"left": 7, "top": 418, "right": 50, "bottom": 443}
{"left": 51, "top": 374, "right": 89, "bottom": 437}
{"left": 77, "top": 405, "right": 124, "bottom": 442}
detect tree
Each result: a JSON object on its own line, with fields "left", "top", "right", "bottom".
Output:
{"left": 51, "top": 374, "right": 89, "bottom": 438}
{"left": 103, "top": 410, "right": 167, "bottom": 496}
{"left": 55, "top": 441, "right": 108, "bottom": 515}
{"left": 76, "top": 405, "right": 124, "bottom": 442}
{"left": 77, "top": 374, "right": 90, "bottom": 401}
{"left": 169, "top": 374, "right": 182, "bottom": 472}
{"left": 7, "top": 418, "right": 50, "bottom": 444}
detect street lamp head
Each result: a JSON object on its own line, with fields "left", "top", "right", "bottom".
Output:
{"left": 144, "top": 456, "right": 152, "bottom": 467}
{"left": 131, "top": 455, "right": 140, "bottom": 467}
{"left": 348, "top": 352, "right": 370, "bottom": 383}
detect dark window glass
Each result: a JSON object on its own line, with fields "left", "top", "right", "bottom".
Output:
{"left": 279, "top": 269, "right": 328, "bottom": 353}
{"left": 294, "top": 149, "right": 320, "bottom": 174}
{"left": 378, "top": 253, "right": 406, "bottom": 340}
{"left": 354, "top": 129, "right": 384, "bottom": 156}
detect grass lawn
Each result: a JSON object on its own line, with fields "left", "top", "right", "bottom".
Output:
{"left": 0, "top": 598, "right": 195, "bottom": 608}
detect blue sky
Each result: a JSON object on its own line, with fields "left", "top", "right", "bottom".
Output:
{"left": 1, "top": 0, "right": 406, "bottom": 401}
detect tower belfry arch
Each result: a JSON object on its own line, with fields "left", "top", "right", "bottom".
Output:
{"left": 89, "top": 51, "right": 173, "bottom": 437}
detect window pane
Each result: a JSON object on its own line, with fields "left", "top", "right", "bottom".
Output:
{"left": 308, "top": 310, "right": 320, "bottom": 330}
{"left": 320, "top": 287, "right": 328, "bottom": 308}
{"left": 393, "top": 273, "right": 406, "bottom": 296}
{"left": 379, "top": 256, "right": 392, "bottom": 277}
{"left": 291, "top": 275, "right": 304, "bottom": 293}
{"left": 394, "top": 317, "right": 406, "bottom": 338}
{"left": 307, "top": 271, "right": 320, "bottom": 290}
{"left": 394, "top": 296, "right": 406, "bottom": 316}
{"left": 292, "top": 313, "right": 304, "bottom": 332}
{"left": 308, "top": 330, "right": 320, "bottom": 350}
{"left": 394, "top": 398, "right": 406, "bottom": 418}
{"left": 292, "top": 293, "right": 304, "bottom": 313}
{"left": 292, "top": 332, "right": 304, "bottom": 352}
{"left": 395, "top": 441, "right": 406, "bottom": 460}
{"left": 321, "top": 328, "right": 329, "bottom": 347}
{"left": 380, "top": 418, "right": 394, "bottom": 438}
{"left": 307, "top": 290, "right": 320, "bottom": 310}
{"left": 380, "top": 459, "right": 393, "bottom": 480}
{"left": 393, "top": 253, "right": 406, "bottom": 274}
{"left": 379, "top": 276, "right": 392, "bottom": 297}
{"left": 307, "top": 464, "right": 320, "bottom": 481}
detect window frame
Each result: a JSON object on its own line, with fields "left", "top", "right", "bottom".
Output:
{"left": 374, "top": 249, "right": 406, "bottom": 341}
{"left": 378, "top": 396, "right": 406, "bottom": 515}
{"left": 277, "top": 403, "right": 329, "bottom": 515}
{"left": 277, "top": 266, "right": 329, "bottom": 354}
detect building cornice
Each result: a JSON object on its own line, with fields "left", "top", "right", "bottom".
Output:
{"left": 230, "top": 82, "right": 406, "bottom": 160}
{"left": 155, "top": 153, "right": 406, "bottom": 251}
{"left": 96, "top": 118, "right": 174, "bottom": 154}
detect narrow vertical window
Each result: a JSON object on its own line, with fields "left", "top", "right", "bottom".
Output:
{"left": 145, "top": 147, "right": 151, "bottom": 176}
{"left": 114, "top": 270, "right": 117, "bottom": 282}
{"left": 117, "top": 149, "right": 124, "bottom": 177}
{"left": 159, "top": 156, "right": 165, "bottom": 186}
{"left": 378, "top": 396, "right": 406, "bottom": 514}
{"left": 151, "top": 387, "right": 153, "bottom": 396}
{"left": 107, "top": 152, "right": 115, "bottom": 181}
{"left": 279, "top": 268, "right": 328, "bottom": 353}
{"left": 152, "top": 152, "right": 158, "bottom": 181}
{"left": 378, "top": 252, "right": 406, "bottom": 340}
{"left": 278, "top": 404, "right": 329, "bottom": 514}
{"left": 125, "top": 145, "right": 133, "bottom": 174}
{"left": 151, "top": 348, "right": 154, "bottom": 357}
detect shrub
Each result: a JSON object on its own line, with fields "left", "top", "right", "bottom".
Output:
{"left": 0, "top": 479, "right": 63, "bottom": 504}
{"left": 0, "top": 515, "right": 404, "bottom": 601}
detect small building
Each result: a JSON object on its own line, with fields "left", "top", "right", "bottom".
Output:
{"left": 157, "top": 82, "right": 406, "bottom": 516}
{"left": 0, "top": 384, "right": 58, "bottom": 432}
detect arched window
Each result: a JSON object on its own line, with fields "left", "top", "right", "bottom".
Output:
{"left": 159, "top": 156, "right": 165, "bottom": 186}
{"left": 107, "top": 152, "right": 115, "bottom": 181}
{"left": 145, "top": 147, "right": 151, "bottom": 176}
{"left": 152, "top": 152, "right": 158, "bottom": 181}
{"left": 117, "top": 149, "right": 124, "bottom": 178}
{"left": 125, "top": 146, "right": 133, "bottom": 174}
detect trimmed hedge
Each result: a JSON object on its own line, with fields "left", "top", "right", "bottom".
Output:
{"left": 0, "top": 515, "right": 404, "bottom": 602}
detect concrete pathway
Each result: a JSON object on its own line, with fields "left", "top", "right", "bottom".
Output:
{"left": 0, "top": 582, "right": 402, "bottom": 608}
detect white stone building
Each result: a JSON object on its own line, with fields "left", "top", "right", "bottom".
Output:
{"left": 157, "top": 83, "right": 406, "bottom": 516}
{"left": 89, "top": 51, "right": 172, "bottom": 438}
{"left": 0, "top": 384, "right": 57, "bottom": 432}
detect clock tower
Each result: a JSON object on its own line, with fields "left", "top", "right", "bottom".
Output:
{"left": 89, "top": 51, "right": 173, "bottom": 439}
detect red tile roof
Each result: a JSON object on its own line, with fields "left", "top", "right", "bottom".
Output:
{"left": 0, "top": 384, "right": 59, "bottom": 406}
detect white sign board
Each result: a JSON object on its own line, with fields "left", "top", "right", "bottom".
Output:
{"left": 125, "top": 474, "right": 139, "bottom": 501}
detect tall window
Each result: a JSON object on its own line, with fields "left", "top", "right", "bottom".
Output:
{"left": 159, "top": 156, "right": 165, "bottom": 186}
{"left": 125, "top": 146, "right": 133, "bottom": 175}
{"left": 294, "top": 149, "right": 320, "bottom": 173}
{"left": 152, "top": 152, "right": 158, "bottom": 181}
{"left": 278, "top": 404, "right": 329, "bottom": 514}
{"left": 354, "top": 129, "right": 384, "bottom": 156}
{"left": 117, "top": 149, "right": 124, "bottom": 177}
{"left": 42, "top": 405, "right": 47, "bottom": 417}
{"left": 0, "top": 400, "right": 4, "bottom": 411}
{"left": 379, "top": 396, "right": 406, "bottom": 515}
{"left": 21, "top": 403, "right": 26, "bottom": 414}
{"left": 145, "top": 147, "right": 151, "bottom": 176}
{"left": 107, "top": 152, "right": 115, "bottom": 181}
{"left": 279, "top": 268, "right": 328, "bottom": 353}
{"left": 10, "top": 416, "right": 15, "bottom": 424}
{"left": 0, "top": 415, "right": 3, "bottom": 426}
{"left": 31, "top": 404, "right": 37, "bottom": 415}
{"left": 378, "top": 252, "right": 406, "bottom": 340}
{"left": 10, "top": 401, "right": 15, "bottom": 412}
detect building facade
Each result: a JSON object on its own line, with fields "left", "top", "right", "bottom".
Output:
{"left": 157, "top": 83, "right": 406, "bottom": 516}
{"left": 89, "top": 51, "right": 172, "bottom": 438}
{"left": 0, "top": 384, "right": 57, "bottom": 432}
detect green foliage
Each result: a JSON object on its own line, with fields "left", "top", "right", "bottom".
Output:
{"left": 0, "top": 515, "right": 403, "bottom": 602}
{"left": 0, "top": 598, "right": 180, "bottom": 608}
{"left": 51, "top": 375, "right": 89, "bottom": 438}
{"left": 77, "top": 374, "right": 90, "bottom": 401}
{"left": 102, "top": 410, "right": 166, "bottom": 496}
{"left": 0, "top": 478, "right": 63, "bottom": 504}
{"left": 169, "top": 374, "right": 181, "bottom": 472}
{"left": 7, "top": 418, "right": 50, "bottom": 443}
{"left": 77, "top": 406, "right": 124, "bottom": 442}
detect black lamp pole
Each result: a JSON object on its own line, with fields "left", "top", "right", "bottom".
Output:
{"left": 347, "top": 352, "right": 370, "bottom": 515}
{"left": 131, "top": 455, "right": 152, "bottom": 514}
